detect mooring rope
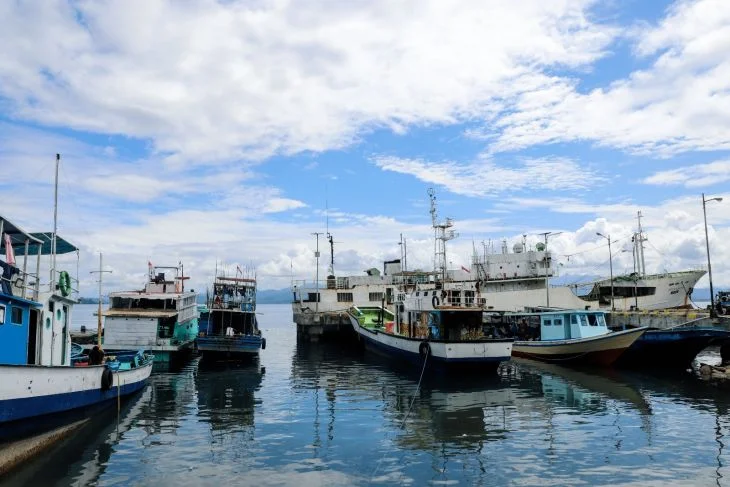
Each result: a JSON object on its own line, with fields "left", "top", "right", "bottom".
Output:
{"left": 370, "top": 346, "right": 429, "bottom": 482}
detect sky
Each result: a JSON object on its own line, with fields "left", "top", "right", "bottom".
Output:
{"left": 1, "top": 0, "right": 729, "bottom": 296}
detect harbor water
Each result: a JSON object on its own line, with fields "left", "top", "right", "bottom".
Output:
{"left": 3, "top": 304, "right": 730, "bottom": 486}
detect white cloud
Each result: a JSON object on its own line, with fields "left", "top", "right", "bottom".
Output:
{"left": 643, "top": 160, "right": 730, "bottom": 188}
{"left": 372, "top": 155, "right": 605, "bottom": 197}
{"left": 0, "top": 0, "right": 616, "bottom": 162}
{"left": 479, "top": 0, "right": 730, "bottom": 158}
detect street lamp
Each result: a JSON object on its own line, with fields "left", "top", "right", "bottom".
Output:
{"left": 596, "top": 232, "right": 614, "bottom": 311}
{"left": 539, "top": 231, "right": 562, "bottom": 308}
{"left": 702, "top": 193, "right": 723, "bottom": 317}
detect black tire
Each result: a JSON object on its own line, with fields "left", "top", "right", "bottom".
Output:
{"left": 419, "top": 341, "right": 431, "bottom": 358}
{"left": 431, "top": 295, "right": 440, "bottom": 307}
{"left": 101, "top": 367, "right": 114, "bottom": 391}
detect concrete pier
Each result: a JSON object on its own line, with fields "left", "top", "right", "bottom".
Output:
{"left": 294, "top": 311, "right": 356, "bottom": 342}
{"left": 0, "top": 419, "right": 89, "bottom": 476}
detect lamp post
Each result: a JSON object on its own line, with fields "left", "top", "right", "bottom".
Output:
{"left": 596, "top": 232, "right": 614, "bottom": 311}
{"left": 702, "top": 193, "right": 723, "bottom": 317}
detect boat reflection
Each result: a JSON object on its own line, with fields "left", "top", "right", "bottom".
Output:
{"left": 196, "top": 359, "right": 264, "bottom": 434}
{"left": 508, "top": 358, "right": 653, "bottom": 416}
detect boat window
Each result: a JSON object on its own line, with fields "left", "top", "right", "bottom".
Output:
{"left": 544, "top": 319, "right": 552, "bottom": 326}
{"left": 579, "top": 315, "right": 588, "bottom": 326}
{"left": 598, "top": 315, "right": 607, "bottom": 327}
{"left": 0, "top": 304, "right": 5, "bottom": 324}
{"left": 570, "top": 314, "right": 577, "bottom": 325}
{"left": 11, "top": 306, "right": 23, "bottom": 325}
{"left": 337, "top": 292, "right": 354, "bottom": 303}
{"left": 554, "top": 318, "right": 563, "bottom": 326}
{"left": 588, "top": 314, "right": 598, "bottom": 326}
{"left": 369, "top": 292, "right": 384, "bottom": 302}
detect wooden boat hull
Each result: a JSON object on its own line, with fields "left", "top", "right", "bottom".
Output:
{"left": 615, "top": 328, "right": 730, "bottom": 369}
{"left": 348, "top": 312, "right": 513, "bottom": 371}
{"left": 0, "top": 360, "right": 153, "bottom": 425}
{"left": 512, "top": 327, "right": 646, "bottom": 366}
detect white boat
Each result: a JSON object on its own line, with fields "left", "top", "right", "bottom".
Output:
{"left": 0, "top": 160, "right": 152, "bottom": 427}
{"left": 103, "top": 263, "right": 199, "bottom": 364}
{"left": 347, "top": 190, "right": 513, "bottom": 372}
{"left": 197, "top": 271, "right": 265, "bottom": 361}
{"left": 486, "top": 310, "right": 646, "bottom": 366}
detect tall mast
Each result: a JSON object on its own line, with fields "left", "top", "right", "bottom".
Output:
{"left": 636, "top": 211, "right": 646, "bottom": 277}
{"left": 312, "top": 232, "right": 322, "bottom": 313}
{"left": 428, "top": 188, "right": 457, "bottom": 282}
{"left": 90, "top": 252, "right": 112, "bottom": 348}
{"left": 51, "top": 153, "right": 60, "bottom": 290}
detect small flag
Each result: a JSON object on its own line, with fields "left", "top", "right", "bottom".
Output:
{"left": 4, "top": 233, "right": 15, "bottom": 266}
{"left": 236, "top": 265, "right": 242, "bottom": 275}
{"left": 461, "top": 265, "right": 470, "bottom": 274}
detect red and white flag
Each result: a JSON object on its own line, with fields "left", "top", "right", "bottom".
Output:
{"left": 4, "top": 233, "right": 15, "bottom": 266}
{"left": 461, "top": 265, "right": 470, "bottom": 274}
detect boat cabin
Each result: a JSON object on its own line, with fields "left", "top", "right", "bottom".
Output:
{"left": 200, "top": 276, "right": 259, "bottom": 337}
{"left": 103, "top": 264, "right": 198, "bottom": 348}
{"left": 0, "top": 215, "right": 78, "bottom": 366}
{"left": 486, "top": 310, "right": 610, "bottom": 341}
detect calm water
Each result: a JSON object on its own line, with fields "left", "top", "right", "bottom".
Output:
{"left": 3, "top": 304, "right": 730, "bottom": 486}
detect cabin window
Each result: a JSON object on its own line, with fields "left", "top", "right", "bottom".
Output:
{"left": 588, "top": 314, "right": 598, "bottom": 326}
{"left": 0, "top": 305, "right": 5, "bottom": 324}
{"left": 544, "top": 319, "right": 552, "bottom": 326}
{"left": 597, "top": 315, "right": 607, "bottom": 327}
{"left": 305, "top": 293, "right": 320, "bottom": 302}
{"left": 369, "top": 292, "right": 384, "bottom": 302}
{"left": 337, "top": 293, "right": 354, "bottom": 302}
{"left": 570, "top": 315, "right": 577, "bottom": 325}
{"left": 11, "top": 306, "right": 23, "bottom": 325}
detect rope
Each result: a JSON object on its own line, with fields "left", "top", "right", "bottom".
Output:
{"left": 370, "top": 346, "right": 429, "bottom": 481}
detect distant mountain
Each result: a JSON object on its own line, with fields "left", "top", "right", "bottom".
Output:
{"left": 257, "top": 288, "right": 292, "bottom": 304}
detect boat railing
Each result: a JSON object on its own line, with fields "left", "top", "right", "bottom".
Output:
{"left": 2, "top": 265, "right": 41, "bottom": 301}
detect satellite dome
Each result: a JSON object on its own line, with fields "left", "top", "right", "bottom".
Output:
{"left": 513, "top": 242, "right": 524, "bottom": 253}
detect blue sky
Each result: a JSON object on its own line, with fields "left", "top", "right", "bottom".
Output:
{"left": 1, "top": 0, "right": 729, "bottom": 294}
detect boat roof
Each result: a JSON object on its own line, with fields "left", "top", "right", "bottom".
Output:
{"left": 215, "top": 277, "right": 256, "bottom": 283}
{"left": 505, "top": 309, "right": 606, "bottom": 316}
{"left": 103, "top": 309, "right": 178, "bottom": 318}
{"left": 1, "top": 216, "right": 79, "bottom": 255}
{"left": 109, "top": 291, "right": 194, "bottom": 298}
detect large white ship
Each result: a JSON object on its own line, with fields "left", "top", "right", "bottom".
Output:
{"left": 292, "top": 208, "right": 705, "bottom": 327}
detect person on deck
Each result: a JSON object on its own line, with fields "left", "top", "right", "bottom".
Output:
{"left": 89, "top": 345, "right": 105, "bottom": 365}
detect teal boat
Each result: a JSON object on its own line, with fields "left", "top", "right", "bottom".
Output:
{"left": 101, "top": 263, "right": 198, "bottom": 363}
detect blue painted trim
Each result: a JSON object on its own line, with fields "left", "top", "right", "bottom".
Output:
{"left": 0, "top": 376, "right": 149, "bottom": 423}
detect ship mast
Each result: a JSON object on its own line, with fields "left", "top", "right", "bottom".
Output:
{"left": 634, "top": 211, "right": 647, "bottom": 277}
{"left": 428, "top": 188, "right": 457, "bottom": 282}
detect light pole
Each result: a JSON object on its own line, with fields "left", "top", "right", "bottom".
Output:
{"left": 538, "top": 231, "right": 562, "bottom": 308}
{"left": 596, "top": 232, "right": 614, "bottom": 311}
{"left": 702, "top": 193, "right": 723, "bottom": 317}
{"left": 312, "top": 232, "right": 323, "bottom": 313}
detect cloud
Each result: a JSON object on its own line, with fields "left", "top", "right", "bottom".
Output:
{"left": 0, "top": 0, "right": 617, "bottom": 162}
{"left": 372, "top": 155, "right": 605, "bottom": 197}
{"left": 478, "top": 0, "right": 730, "bottom": 158}
{"left": 643, "top": 159, "right": 730, "bottom": 188}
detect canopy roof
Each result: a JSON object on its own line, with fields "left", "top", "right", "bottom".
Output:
{"left": 0, "top": 216, "right": 78, "bottom": 255}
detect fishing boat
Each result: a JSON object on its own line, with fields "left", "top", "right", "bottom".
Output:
{"left": 347, "top": 189, "right": 513, "bottom": 372}
{"left": 102, "top": 263, "right": 198, "bottom": 364}
{"left": 613, "top": 323, "right": 730, "bottom": 369}
{"left": 197, "top": 271, "right": 265, "bottom": 361}
{"left": 486, "top": 310, "right": 647, "bottom": 366}
{"left": 349, "top": 299, "right": 513, "bottom": 371}
{"left": 0, "top": 157, "right": 153, "bottom": 428}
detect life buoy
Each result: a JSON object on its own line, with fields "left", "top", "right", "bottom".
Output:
{"left": 261, "top": 338, "right": 266, "bottom": 350}
{"left": 419, "top": 341, "right": 431, "bottom": 358}
{"left": 58, "top": 271, "right": 71, "bottom": 297}
{"left": 432, "top": 295, "right": 440, "bottom": 307}
{"left": 101, "top": 367, "right": 114, "bottom": 391}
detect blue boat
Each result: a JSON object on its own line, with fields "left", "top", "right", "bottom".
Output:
{"left": 197, "top": 273, "right": 265, "bottom": 361}
{"left": 0, "top": 213, "right": 153, "bottom": 429}
{"left": 615, "top": 324, "right": 730, "bottom": 369}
